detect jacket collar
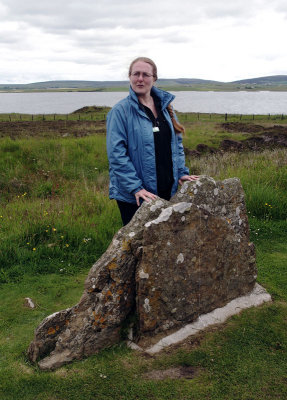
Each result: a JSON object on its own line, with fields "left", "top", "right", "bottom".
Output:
{"left": 129, "top": 85, "right": 175, "bottom": 111}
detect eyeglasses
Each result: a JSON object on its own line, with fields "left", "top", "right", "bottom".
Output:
{"left": 130, "top": 71, "right": 154, "bottom": 79}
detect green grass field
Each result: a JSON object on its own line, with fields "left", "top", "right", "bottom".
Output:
{"left": 0, "top": 111, "right": 286, "bottom": 399}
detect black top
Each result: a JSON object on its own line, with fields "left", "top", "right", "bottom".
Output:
{"left": 140, "top": 93, "right": 174, "bottom": 200}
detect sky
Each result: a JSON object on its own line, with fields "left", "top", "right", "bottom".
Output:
{"left": 1, "top": 0, "right": 287, "bottom": 84}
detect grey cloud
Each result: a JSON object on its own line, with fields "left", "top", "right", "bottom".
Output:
{"left": 1, "top": 0, "right": 276, "bottom": 28}
{"left": 0, "top": 0, "right": 227, "bottom": 33}
{"left": 0, "top": 0, "right": 273, "bottom": 39}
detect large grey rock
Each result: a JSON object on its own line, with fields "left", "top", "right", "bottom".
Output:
{"left": 27, "top": 176, "right": 257, "bottom": 370}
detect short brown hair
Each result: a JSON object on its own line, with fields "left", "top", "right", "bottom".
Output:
{"left": 128, "top": 57, "right": 158, "bottom": 80}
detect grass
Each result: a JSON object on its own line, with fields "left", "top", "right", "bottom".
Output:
{"left": 0, "top": 111, "right": 286, "bottom": 399}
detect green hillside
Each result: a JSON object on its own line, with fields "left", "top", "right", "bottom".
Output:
{"left": 1, "top": 75, "right": 287, "bottom": 92}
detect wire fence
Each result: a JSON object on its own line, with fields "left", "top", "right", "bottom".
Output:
{"left": 0, "top": 112, "right": 286, "bottom": 123}
{"left": 0, "top": 113, "right": 107, "bottom": 122}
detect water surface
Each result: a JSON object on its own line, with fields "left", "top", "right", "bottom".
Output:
{"left": 0, "top": 90, "right": 287, "bottom": 115}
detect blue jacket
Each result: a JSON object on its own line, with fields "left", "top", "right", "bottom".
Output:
{"left": 106, "top": 86, "right": 189, "bottom": 204}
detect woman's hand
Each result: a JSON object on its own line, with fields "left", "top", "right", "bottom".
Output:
{"left": 178, "top": 175, "right": 199, "bottom": 185}
{"left": 135, "top": 189, "right": 158, "bottom": 206}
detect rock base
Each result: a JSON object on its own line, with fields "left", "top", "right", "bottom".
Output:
{"left": 128, "top": 283, "right": 271, "bottom": 354}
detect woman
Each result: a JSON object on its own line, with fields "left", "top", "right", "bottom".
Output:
{"left": 106, "top": 57, "right": 198, "bottom": 225}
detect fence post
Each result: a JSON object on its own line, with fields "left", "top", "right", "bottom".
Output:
{"left": 225, "top": 113, "right": 227, "bottom": 121}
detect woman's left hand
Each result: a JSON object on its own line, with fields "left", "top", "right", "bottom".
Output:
{"left": 178, "top": 175, "right": 199, "bottom": 185}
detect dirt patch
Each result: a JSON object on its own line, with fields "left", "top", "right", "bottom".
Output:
{"left": 142, "top": 365, "right": 201, "bottom": 380}
{"left": 185, "top": 122, "right": 287, "bottom": 157}
{"left": 221, "top": 122, "right": 287, "bottom": 135}
{"left": 0, "top": 120, "right": 106, "bottom": 139}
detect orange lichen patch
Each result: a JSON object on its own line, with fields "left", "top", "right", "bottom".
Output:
{"left": 145, "top": 319, "right": 157, "bottom": 329}
{"left": 117, "top": 289, "right": 123, "bottom": 295}
{"left": 107, "top": 261, "right": 118, "bottom": 270}
{"left": 93, "top": 311, "right": 101, "bottom": 321}
{"left": 47, "top": 327, "right": 56, "bottom": 335}
{"left": 189, "top": 191, "right": 194, "bottom": 196}
{"left": 56, "top": 325, "right": 60, "bottom": 331}
{"left": 221, "top": 185, "right": 225, "bottom": 189}
{"left": 122, "top": 239, "right": 131, "bottom": 252}
{"left": 105, "top": 290, "right": 113, "bottom": 300}
{"left": 65, "top": 320, "right": 69, "bottom": 326}
{"left": 226, "top": 218, "right": 231, "bottom": 224}
{"left": 99, "top": 317, "right": 105, "bottom": 324}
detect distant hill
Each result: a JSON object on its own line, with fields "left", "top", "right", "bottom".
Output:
{"left": 1, "top": 75, "right": 287, "bottom": 92}
{"left": 232, "top": 75, "right": 287, "bottom": 85}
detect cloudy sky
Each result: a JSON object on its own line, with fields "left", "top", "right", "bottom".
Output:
{"left": 1, "top": 0, "right": 287, "bottom": 84}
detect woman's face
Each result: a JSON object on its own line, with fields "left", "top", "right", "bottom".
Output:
{"left": 129, "top": 61, "right": 155, "bottom": 97}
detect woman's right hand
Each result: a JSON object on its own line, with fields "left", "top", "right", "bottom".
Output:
{"left": 135, "top": 189, "right": 158, "bottom": 206}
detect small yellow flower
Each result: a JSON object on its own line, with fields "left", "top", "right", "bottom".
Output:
{"left": 52, "top": 228, "right": 57, "bottom": 232}
{"left": 27, "top": 242, "right": 30, "bottom": 245}
{"left": 61, "top": 235, "right": 64, "bottom": 239}
{"left": 45, "top": 230, "right": 48, "bottom": 232}
{"left": 65, "top": 244, "right": 69, "bottom": 247}
{"left": 33, "top": 248, "right": 36, "bottom": 251}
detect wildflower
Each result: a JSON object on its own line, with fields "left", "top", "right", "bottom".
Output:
{"left": 45, "top": 230, "right": 48, "bottom": 232}
{"left": 27, "top": 242, "right": 30, "bottom": 245}
{"left": 61, "top": 235, "right": 64, "bottom": 239}
{"left": 65, "top": 244, "right": 69, "bottom": 248}
{"left": 33, "top": 248, "right": 36, "bottom": 251}
{"left": 52, "top": 228, "right": 57, "bottom": 232}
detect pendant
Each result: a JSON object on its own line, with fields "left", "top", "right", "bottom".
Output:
{"left": 153, "top": 127, "right": 160, "bottom": 133}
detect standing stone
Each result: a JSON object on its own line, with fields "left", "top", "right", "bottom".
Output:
{"left": 27, "top": 176, "right": 257, "bottom": 370}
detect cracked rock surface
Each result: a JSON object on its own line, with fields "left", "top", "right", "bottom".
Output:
{"left": 27, "top": 176, "right": 257, "bottom": 370}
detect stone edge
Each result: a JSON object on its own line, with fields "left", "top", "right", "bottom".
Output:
{"left": 127, "top": 283, "right": 272, "bottom": 354}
